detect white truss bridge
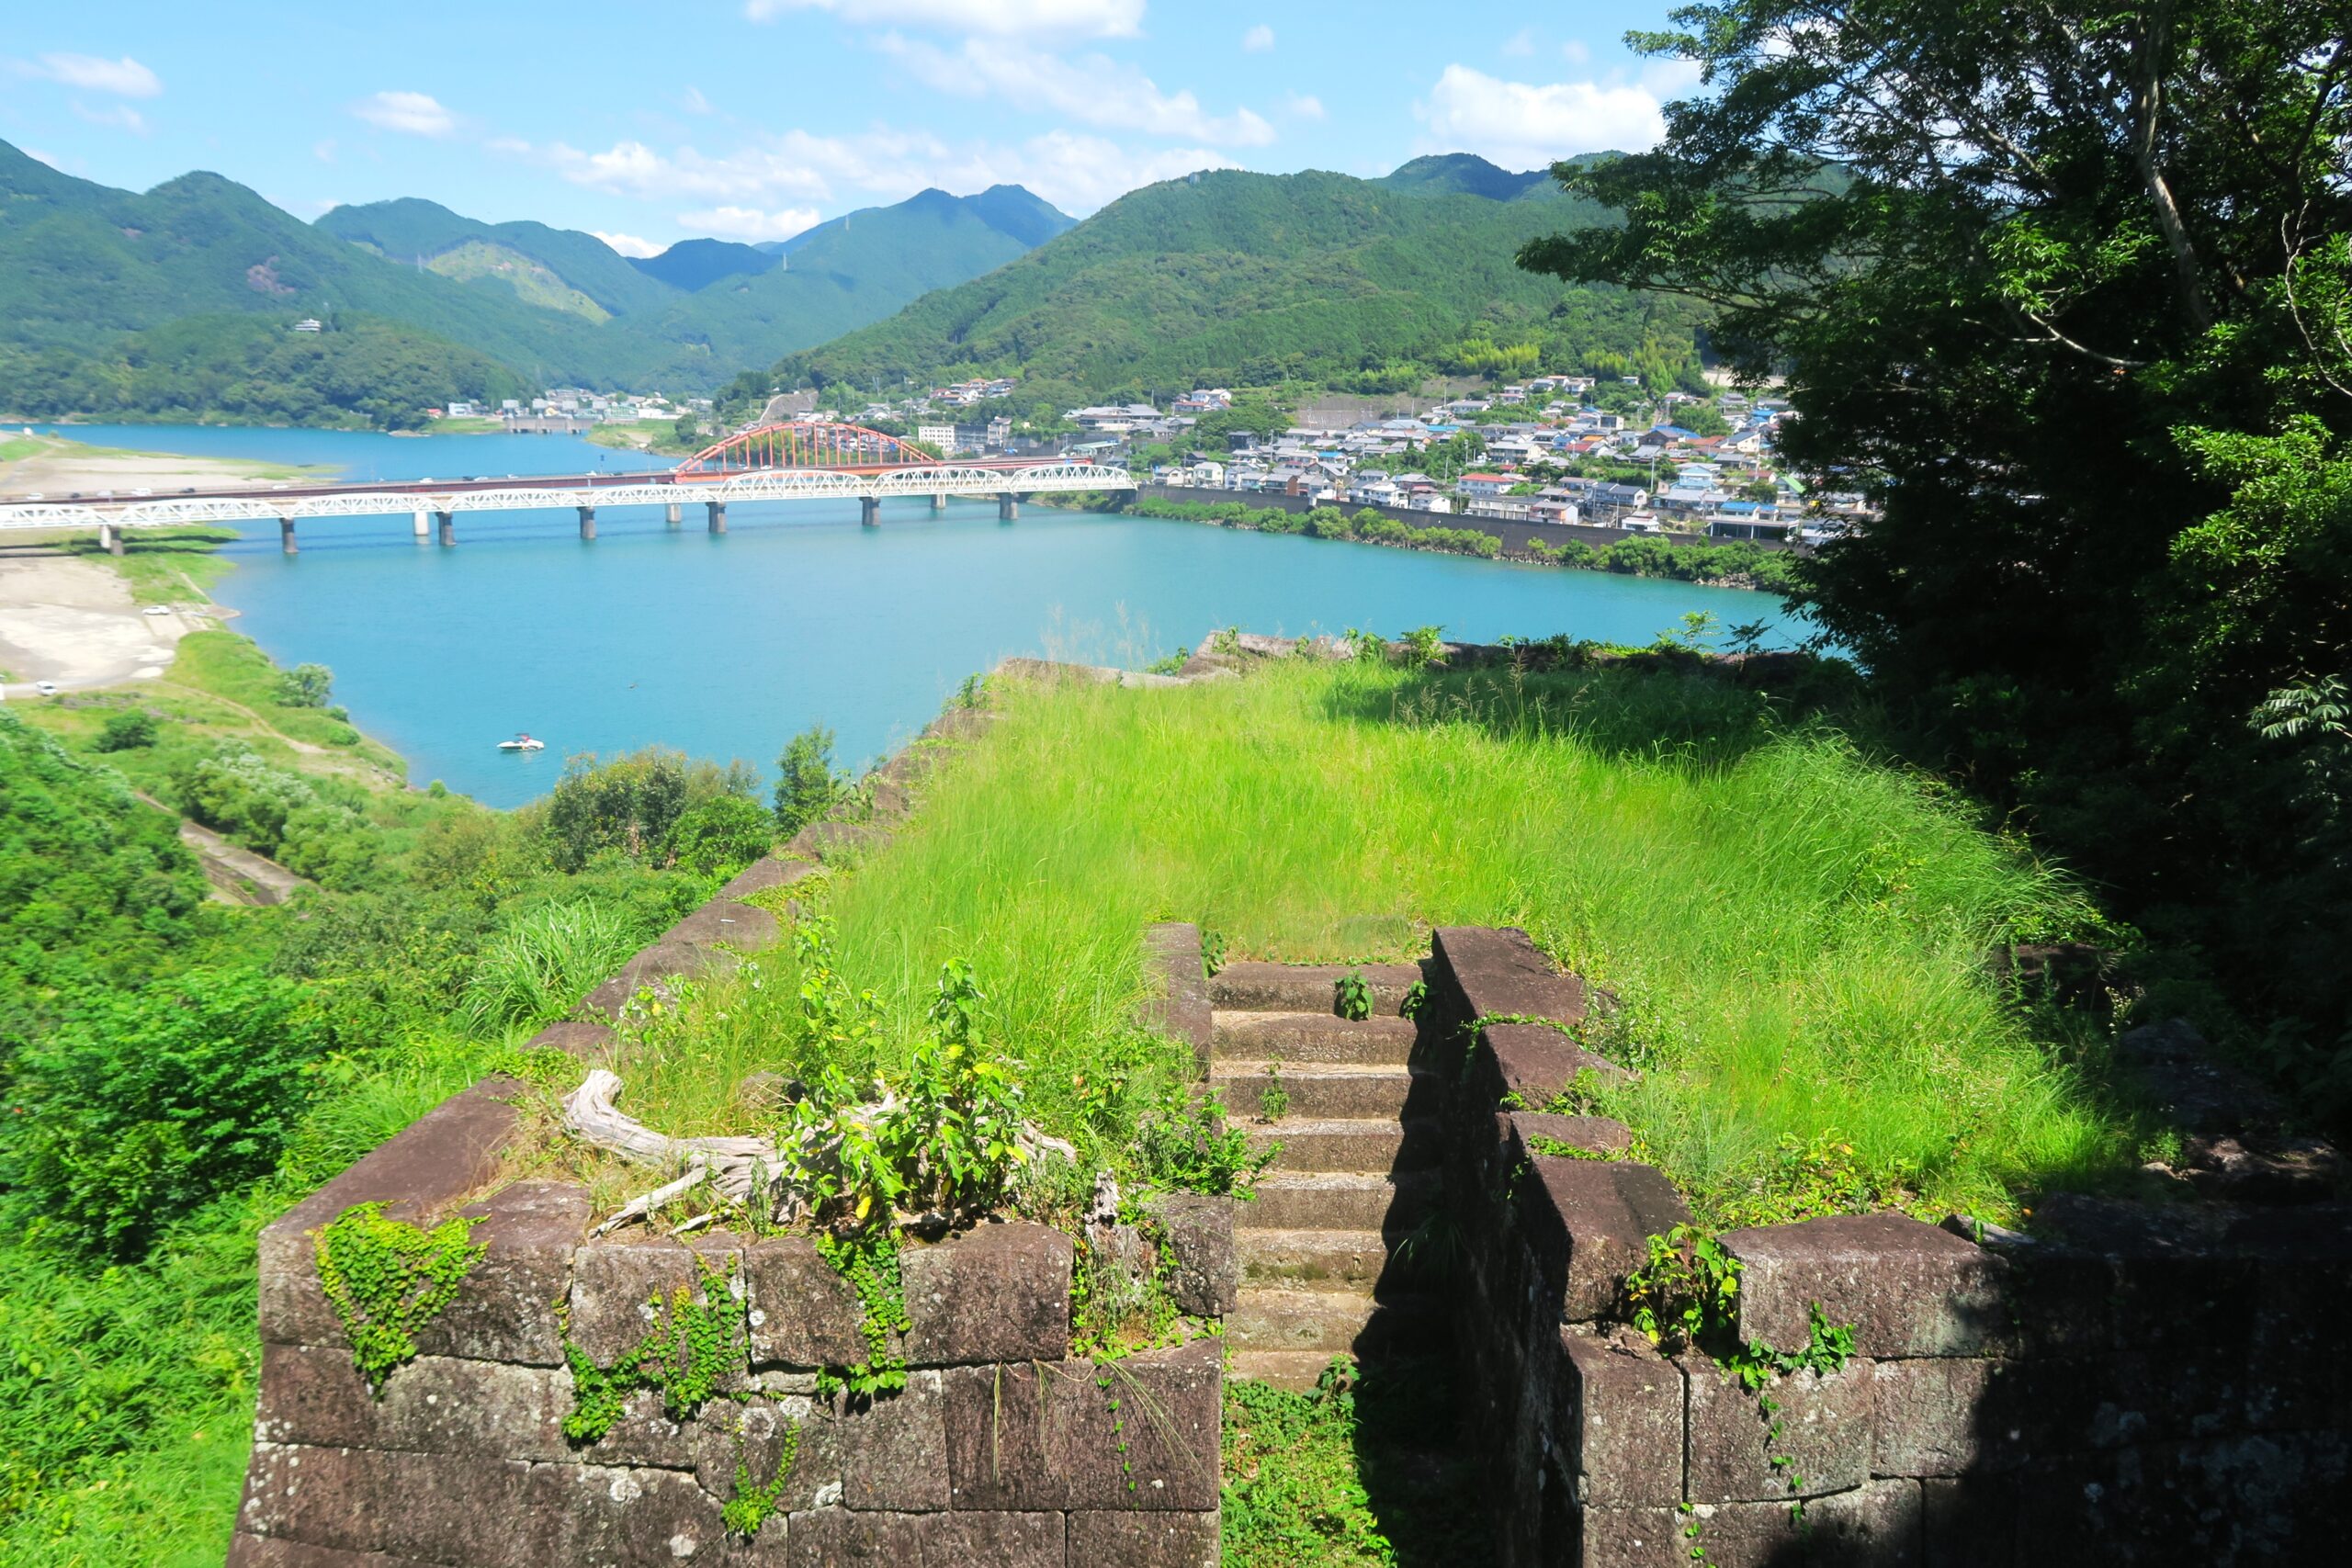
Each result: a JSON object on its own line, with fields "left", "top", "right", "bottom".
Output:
{"left": 0, "top": 461, "right": 1135, "bottom": 540}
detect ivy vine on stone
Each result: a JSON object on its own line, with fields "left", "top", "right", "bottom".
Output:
{"left": 314, "top": 1201, "right": 487, "bottom": 1396}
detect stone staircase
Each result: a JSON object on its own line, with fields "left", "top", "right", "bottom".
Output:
{"left": 1210, "top": 959, "right": 1448, "bottom": 1390}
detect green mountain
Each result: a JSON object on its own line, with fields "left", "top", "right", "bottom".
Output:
{"left": 1376, "top": 153, "right": 1558, "bottom": 201}
{"left": 628, "top": 239, "right": 775, "bottom": 292}
{"left": 315, "top": 197, "right": 680, "bottom": 319}
{"left": 768, "top": 162, "right": 1710, "bottom": 410}
{"left": 0, "top": 139, "right": 1075, "bottom": 420}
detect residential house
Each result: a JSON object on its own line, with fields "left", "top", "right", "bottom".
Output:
{"left": 1456, "top": 472, "right": 1518, "bottom": 499}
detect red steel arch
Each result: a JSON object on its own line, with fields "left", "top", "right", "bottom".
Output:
{"left": 673, "top": 422, "right": 935, "bottom": 479}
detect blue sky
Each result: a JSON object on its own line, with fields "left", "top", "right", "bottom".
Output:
{"left": 2, "top": 0, "right": 1695, "bottom": 252}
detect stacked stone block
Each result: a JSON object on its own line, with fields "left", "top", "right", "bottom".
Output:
{"left": 1430, "top": 925, "right": 2352, "bottom": 1567}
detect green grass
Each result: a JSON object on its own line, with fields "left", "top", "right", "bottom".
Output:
{"left": 55, "top": 526, "right": 242, "bottom": 604}
{"left": 1222, "top": 1359, "right": 1492, "bottom": 1568}
{"left": 621, "top": 658, "right": 2136, "bottom": 1224}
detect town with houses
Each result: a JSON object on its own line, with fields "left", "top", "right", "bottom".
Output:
{"left": 458, "top": 370, "right": 1869, "bottom": 546}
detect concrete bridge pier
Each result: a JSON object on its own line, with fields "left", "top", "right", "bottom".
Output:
{"left": 665, "top": 502, "right": 682, "bottom": 526}
{"left": 707, "top": 502, "right": 727, "bottom": 535}
{"left": 279, "top": 517, "right": 298, "bottom": 555}
{"left": 413, "top": 509, "right": 430, "bottom": 541}
{"left": 436, "top": 511, "right": 457, "bottom": 547}
{"left": 931, "top": 492, "right": 947, "bottom": 512}
{"left": 98, "top": 522, "right": 125, "bottom": 557}
{"left": 997, "top": 492, "right": 1019, "bottom": 522}
{"left": 861, "top": 496, "right": 881, "bottom": 527}
{"left": 578, "top": 506, "right": 597, "bottom": 541}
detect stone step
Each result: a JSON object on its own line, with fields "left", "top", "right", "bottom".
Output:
{"left": 1240, "top": 1170, "right": 1441, "bottom": 1232}
{"left": 1209, "top": 961, "right": 1427, "bottom": 1017}
{"left": 1238, "top": 1227, "right": 1389, "bottom": 1289}
{"left": 1246, "top": 1117, "right": 1442, "bottom": 1173}
{"left": 1227, "top": 1349, "right": 1347, "bottom": 1393}
{"left": 1227, "top": 1287, "right": 1450, "bottom": 1355}
{"left": 1212, "top": 1010, "right": 1419, "bottom": 1066}
{"left": 1213, "top": 1061, "right": 1438, "bottom": 1122}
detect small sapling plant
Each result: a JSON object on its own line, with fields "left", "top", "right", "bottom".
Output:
{"left": 1335, "top": 968, "right": 1374, "bottom": 1021}
{"left": 1258, "top": 1062, "right": 1289, "bottom": 1123}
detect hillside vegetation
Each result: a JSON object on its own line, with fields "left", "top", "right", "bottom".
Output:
{"left": 763, "top": 161, "right": 1710, "bottom": 409}
{"left": 0, "top": 140, "right": 1071, "bottom": 416}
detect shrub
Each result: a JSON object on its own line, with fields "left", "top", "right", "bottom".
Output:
{"left": 774, "top": 725, "right": 843, "bottom": 838}
{"left": 543, "top": 748, "right": 693, "bottom": 872}
{"left": 0, "top": 967, "right": 331, "bottom": 1257}
{"left": 93, "top": 712, "right": 158, "bottom": 751}
{"left": 274, "top": 663, "right": 334, "bottom": 709}
{"left": 667, "top": 795, "right": 775, "bottom": 877}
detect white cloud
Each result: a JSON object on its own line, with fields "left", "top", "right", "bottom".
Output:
{"left": 1284, "top": 93, "right": 1324, "bottom": 121}
{"left": 1560, "top": 39, "right": 1591, "bottom": 65}
{"left": 1415, "top": 63, "right": 1667, "bottom": 168}
{"left": 526, "top": 135, "right": 839, "bottom": 201}
{"left": 24, "top": 52, "right": 161, "bottom": 97}
{"left": 1502, "top": 28, "right": 1535, "bottom": 57}
{"left": 880, "top": 35, "right": 1274, "bottom": 146}
{"left": 594, "top": 230, "right": 665, "bottom": 257}
{"left": 744, "top": 0, "right": 1143, "bottom": 36}
{"left": 505, "top": 118, "right": 1224, "bottom": 224}
{"left": 677, "top": 204, "right": 821, "bottom": 242}
{"left": 24, "top": 148, "right": 69, "bottom": 171}
{"left": 351, "top": 90, "right": 457, "bottom": 138}
{"left": 1241, "top": 24, "right": 1273, "bottom": 51}
{"left": 682, "top": 85, "right": 713, "bottom": 114}
{"left": 71, "top": 101, "right": 147, "bottom": 133}
{"left": 313, "top": 139, "right": 337, "bottom": 163}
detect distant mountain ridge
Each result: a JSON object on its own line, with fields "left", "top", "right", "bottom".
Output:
{"left": 766, "top": 153, "right": 1709, "bottom": 411}
{"left": 0, "top": 137, "right": 1073, "bottom": 413}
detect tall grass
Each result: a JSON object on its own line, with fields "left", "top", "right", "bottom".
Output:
{"left": 628, "top": 659, "right": 2134, "bottom": 1223}
{"left": 459, "top": 899, "right": 643, "bottom": 1037}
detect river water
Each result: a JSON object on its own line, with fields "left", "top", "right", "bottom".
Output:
{"left": 36, "top": 424, "right": 1810, "bottom": 807}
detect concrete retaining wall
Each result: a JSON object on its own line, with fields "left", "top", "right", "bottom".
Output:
{"left": 1426, "top": 925, "right": 2352, "bottom": 1567}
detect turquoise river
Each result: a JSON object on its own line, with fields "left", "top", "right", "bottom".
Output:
{"left": 36, "top": 424, "right": 1811, "bottom": 807}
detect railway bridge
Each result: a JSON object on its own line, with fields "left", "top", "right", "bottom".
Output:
{"left": 0, "top": 423, "right": 1136, "bottom": 553}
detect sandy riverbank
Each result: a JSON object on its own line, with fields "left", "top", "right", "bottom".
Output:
{"left": 0, "top": 431, "right": 331, "bottom": 497}
{"left": 0, "top": 553, "right": 203, "bottom": 694}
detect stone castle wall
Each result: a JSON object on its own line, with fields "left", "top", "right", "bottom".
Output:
{"left": 1425, "top": 925, "right": 2352, "bottom": 1567}
{"left": 228, "top": 698, "right": 1231, "bottom": 1568}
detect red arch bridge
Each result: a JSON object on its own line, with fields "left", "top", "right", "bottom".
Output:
{"left": 0, "top": 423, "right": 1135, "bottom": 553}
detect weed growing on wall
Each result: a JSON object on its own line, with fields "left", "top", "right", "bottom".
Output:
{"left": 718, "top": 1409, "right": 801, "bottom": 1539}
{"left": 314, "top": 1203, "right": 485, "bottom": 1395}
{"left": 812, "top": 1229, "right": 910, "bottom": 1397}
{"left": 560, "top": 1259, "right": 746, "bottom": 1442}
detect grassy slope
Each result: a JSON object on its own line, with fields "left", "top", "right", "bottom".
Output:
{"left": 699, "top": 660, "right": 2133, "bottom": 1224}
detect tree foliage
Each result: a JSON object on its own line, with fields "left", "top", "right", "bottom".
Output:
{"left": 1526, "top": 0, "right": 2352, "bottom": 1089}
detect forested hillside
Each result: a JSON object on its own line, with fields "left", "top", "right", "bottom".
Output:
{"left": 761, "top": 159, "right": 1709, "bottom": 409}
{"left": 0, "top": 139, "right": 1071, "bottom": 421}
{"left": 0, "top": 638, "right": 777, "bottom": 1558}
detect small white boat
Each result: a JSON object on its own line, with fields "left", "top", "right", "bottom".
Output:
{"left": 497, "top": 732, "right": 546, "bottom": 752}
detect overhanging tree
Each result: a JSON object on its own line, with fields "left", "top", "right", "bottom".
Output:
{"left": 1523, "top": 1, "right": 2352, "bottom": 1095}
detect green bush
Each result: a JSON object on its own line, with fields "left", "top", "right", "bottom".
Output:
{"left": 92, "top": 712, "right": 158, "bottom": 751}
{"left": 774, "top": 725, "right": 843, "bottom": 838}
{"left": 542, "top": 748, "right": 691, "bottom": 872}
{"left": 273, "top": 663, "right": 334, "bottom": 709}
{"left": 0, "top": 968, "right": 330, "bottom": 1257}
{"left": 458, "top": 900, "right": 643, "bottom": 1035}
{"left": 667, "top": 795, "right": 774, "bottom": 877}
